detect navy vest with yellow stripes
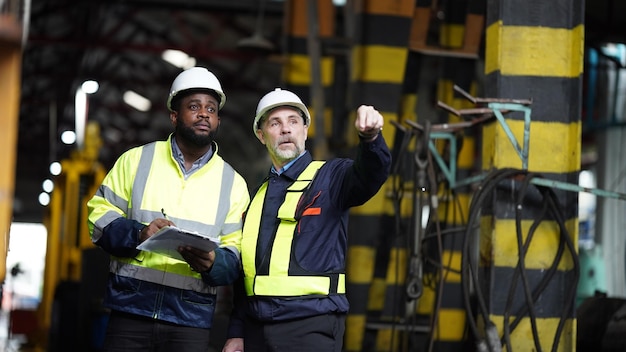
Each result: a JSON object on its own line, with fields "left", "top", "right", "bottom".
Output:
{"left": 241, "top": 160, "right": 346, "bottom": 297}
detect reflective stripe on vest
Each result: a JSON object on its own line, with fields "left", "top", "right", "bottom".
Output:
{"left": 242, "top": 161, "right": 346, "bottom": 297}
{"left": 109, "top": 259, "right": 217, "bottom": 295}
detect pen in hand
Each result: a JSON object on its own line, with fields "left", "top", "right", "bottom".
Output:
{"left": 161, "top": 208, "right": 169, "bottom": 220}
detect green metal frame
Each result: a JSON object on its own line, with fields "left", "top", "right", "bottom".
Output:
{"left": 425, "top": 102, "right": 626, "bottom": 201}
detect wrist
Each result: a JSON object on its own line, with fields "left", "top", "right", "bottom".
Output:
{"left": 138, "top": 225, "right": 147, "bottom": 242}
{"left": 358, "top": 129, "right": 381, "bottom": 141}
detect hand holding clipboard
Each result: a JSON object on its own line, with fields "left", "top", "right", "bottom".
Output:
{"left": 136, "top": 225, "right": 220, "bottom": 262}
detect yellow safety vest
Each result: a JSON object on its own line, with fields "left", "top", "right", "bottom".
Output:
{"left": 242, "top": 160, "right": 346, "bottom": 297}
{"left": 87, "top": 137, "right": 249, "bottom": 294}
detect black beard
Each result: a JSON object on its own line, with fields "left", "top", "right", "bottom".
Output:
{"left": 175, "top": 120, "right": 218, "bottom": 147}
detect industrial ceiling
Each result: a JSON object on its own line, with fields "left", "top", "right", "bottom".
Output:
{"left": 14, "top": 0, "right": 287, "bottom": 222}
{"left": 10, "top": 0, "right": 626, "bottom": 223}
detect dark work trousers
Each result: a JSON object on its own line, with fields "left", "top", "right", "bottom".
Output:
{"left": 244, "top": 313, "right": 346, "bottom": 352}
{"left": 103, "top": 310, "right": 211, "bottom": 352}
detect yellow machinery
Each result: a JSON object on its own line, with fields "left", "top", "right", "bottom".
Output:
{"left": 34, "top": 121, "right": 107, "bottom": 351}
{"left": 2, "top": 6, "right": 108, "bottom": 351}
{"left": 0, "top": 6, "right": 23, "bottom": 292}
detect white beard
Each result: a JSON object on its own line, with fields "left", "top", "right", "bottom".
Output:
{"left": 270, "top": 140, "right": 303, "bottom": 163}
{"left": 275, "top": 145, "right": 298, "bottom": 160}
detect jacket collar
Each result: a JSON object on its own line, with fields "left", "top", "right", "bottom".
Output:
{"left": 273, "top": 151, "right": 312, "bottom": 181}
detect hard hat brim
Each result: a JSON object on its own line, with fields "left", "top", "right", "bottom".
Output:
{"left": 167, "top": 88, "right": 226, "bottom": 112}
{"left": 253, "top": 102, "right": 310, "bottom": 133}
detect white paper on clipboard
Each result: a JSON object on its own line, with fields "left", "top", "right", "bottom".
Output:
{"left": 136, "top": 226, "right": 220, "bottom": 261}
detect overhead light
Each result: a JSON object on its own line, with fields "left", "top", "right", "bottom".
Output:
{"left": 123, "top": 90, "right": 152, "bottom": 112}
{"left": 161, "top": 49, "right": 196, "bottom": 69}
{"left": 61, "top": 130, "right": 76, "bottom": 145}
{"left": 237, "top": 0, "right": 275, "bottom": 52}
{"left": 75, "top": 88, "right": 87, "bottom": 149}
{"left": 73, "top": 80, "right": 99, "bottom": 150}
{"left": 81, "top": 80, "right": 99, "bottom": 94}
{"left": 42, "top": 179, "right": 54, "bottom": 193}
{"left": 38, "top": 192, "right": 50, "bottom": 207}
{"left": 49, "top": 161, "right": 62, "bottom": 176}
{"left": 238, "top": 33, "right": 275, "bottom": 52}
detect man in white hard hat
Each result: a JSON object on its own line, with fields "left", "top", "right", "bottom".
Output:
{"left": 223, "top": 88, "right": 391, "bottom": 352}
{"left": 87, "top": 67, "right": 250, "bottom": 351}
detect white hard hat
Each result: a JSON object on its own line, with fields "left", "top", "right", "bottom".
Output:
{"left": 253, "top": 88, "right": 310, "bottom": 134}
{"left": 167, "top": 67, "right": 226, "bottom": 112}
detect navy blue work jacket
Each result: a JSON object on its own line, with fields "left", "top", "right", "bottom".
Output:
{"left": 227, "top": 134, "right": 391, "bottom": 338}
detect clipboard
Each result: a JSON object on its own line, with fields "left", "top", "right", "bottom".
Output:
{"left": 136, "top": 225, "right": 220, "bottom": 261}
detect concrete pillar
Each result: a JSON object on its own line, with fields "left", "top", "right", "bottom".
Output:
{"left": 344, "top": 1, "right": 414, "bottom": 351}
{"left": 283, "top": 0, "right": 335, "bottom": 159}
{"left": 414, "top": 0, "right": 484, "bottom": 349}
{"left": 400, "top": 1, "right": 485, "bottom": 350}
{"left": 479, "top": 0, "right": 584, "bottom": 350}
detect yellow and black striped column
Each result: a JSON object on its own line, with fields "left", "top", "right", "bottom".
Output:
{"left": 480, "top": 0, "right": 583, "bottom": 350}
{"left": 365, "top": 50, "right": 426, "bottom": 352}
{"left": 282, "top": 0, "right": 335, "bottom": 159}
{"left": 421, "top": 58, "right": 479, "bottom": 352}
{"left": 344, "top": 1, "right": 415, "bottom": 351}
{"left": 406, "top": 0, "right": 485, "bottom": 350}
{"left": 417, "top": 1, "right": 483, "bottom": 349}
